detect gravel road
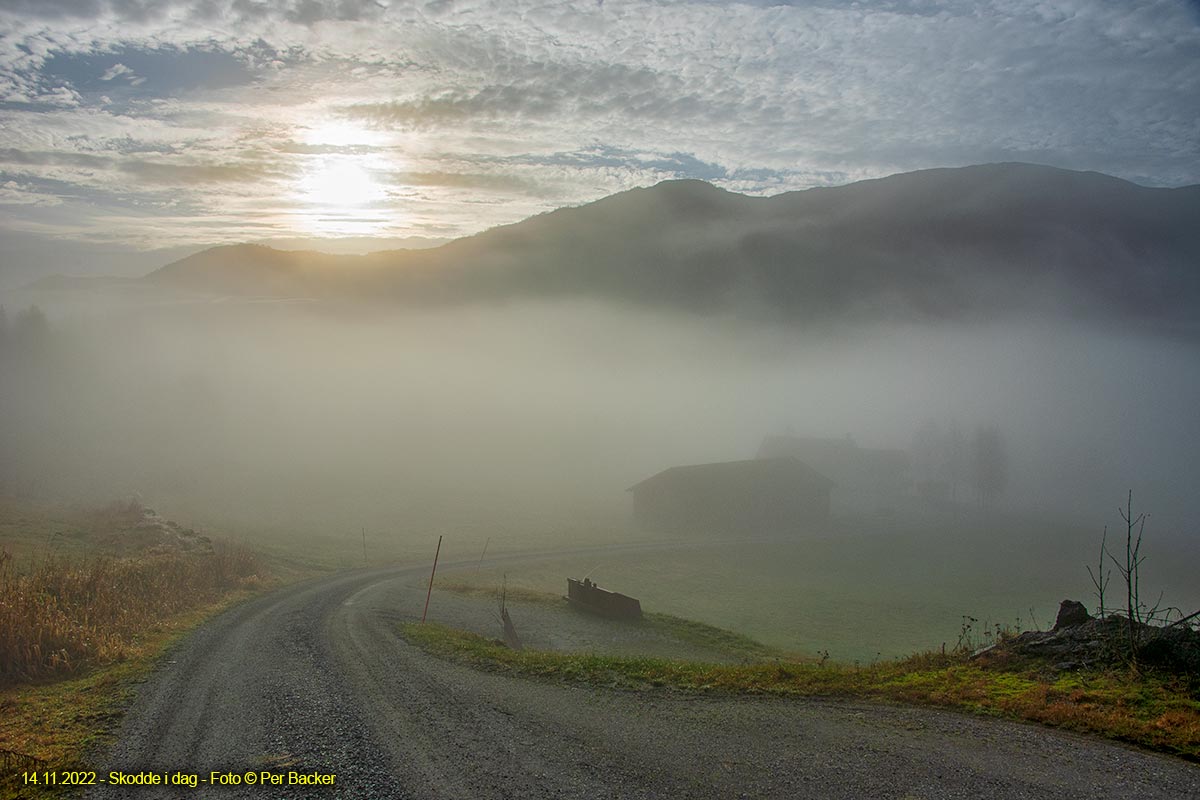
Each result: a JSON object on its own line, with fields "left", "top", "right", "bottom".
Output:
{"left": 88, "top": 554, "right": 1200, "bottom": 799}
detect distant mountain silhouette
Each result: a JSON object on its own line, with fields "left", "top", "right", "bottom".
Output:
{"left": 140, "top": 163, "right": 1200, "bottom": 332}
{"left": 146, "top": 244, "right": 349, "bottom": 296}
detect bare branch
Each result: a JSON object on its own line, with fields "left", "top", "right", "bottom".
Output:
{"left": 1167, "top": 608, "right": 1200, "bottom": 629}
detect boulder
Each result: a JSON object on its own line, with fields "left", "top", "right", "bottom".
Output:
{"left": 1054, "top": 600, "right": 1091, "bottom": 630}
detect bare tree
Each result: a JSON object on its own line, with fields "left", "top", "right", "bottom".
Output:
{"left": 1087, "top": 525, "right": 1111, "bottom": 617}
{"left": 1097, "top": 491, "right": 1170, "bottom": 665}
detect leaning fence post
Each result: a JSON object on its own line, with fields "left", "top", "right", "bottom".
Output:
{"left": 421, "top": 535, "right": 443, "bottom": 623}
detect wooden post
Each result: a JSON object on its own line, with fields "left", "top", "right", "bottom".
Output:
{"left": 421, "top": 535, "right": 443, "bottom": 623}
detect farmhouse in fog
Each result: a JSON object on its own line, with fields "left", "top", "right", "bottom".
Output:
{"left": 756, "top": 434, "right": 910, "bottom": 514}
{"left": 627, "top": 457, "right": 833, "bottom": 536}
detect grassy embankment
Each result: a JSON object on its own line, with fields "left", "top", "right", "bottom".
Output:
{"left": 0, "top": 499, "right": 268, "bottom": 797}
{"left": 407, "top": 584, "right": 1200, "bottom": 761}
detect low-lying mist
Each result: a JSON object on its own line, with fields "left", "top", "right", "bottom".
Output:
{"left": 3, "top": 298, "right": 1197, "bottom": 552}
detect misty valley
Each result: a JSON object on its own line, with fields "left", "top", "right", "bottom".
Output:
{"left": 5, "top": 0, "right": 1200, "bottom": 790}
{"left": 3, "top": 165, "right": 1199, "bottom": 796}
{"left": 3, "top": 273, "right": 1198, "bottom": 659}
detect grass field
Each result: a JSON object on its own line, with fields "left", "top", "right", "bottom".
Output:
{"left": 444, "top": 511, "right": 1200, "bottom": 663}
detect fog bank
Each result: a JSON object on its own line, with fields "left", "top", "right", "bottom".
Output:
{"left": 2, "top": 299, "right": 1197, "bottom": 547}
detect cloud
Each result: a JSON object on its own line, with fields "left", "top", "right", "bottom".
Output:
{"left": 0, "top": 179, "right": 63, "bottom": 205}
{"left": 118, "top": 158, "right": 286, "bottom": 184}
{"left": 397, "top": 170, "right": 543, "bottom": 194}
{"left": 99, "top": 62, "right": 132, "bottom": 80}
{"left": 0, "top": 0, "right": 1195, "bottom": 255}
{"left": 0, "top": 147, "right": 113, "bottom": 169}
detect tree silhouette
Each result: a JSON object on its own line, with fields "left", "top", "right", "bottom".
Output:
{"left": 971, "top": 425, "right": 1008, "bottom": 507}
{"left": 11, "top": 305, "right": 49, "bottom": 353}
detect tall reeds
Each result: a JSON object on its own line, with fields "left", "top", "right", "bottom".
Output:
{"left": 0, "top": 541, "right": 262, "bottom": 686}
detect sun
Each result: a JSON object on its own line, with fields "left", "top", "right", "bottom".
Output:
{"left": 284, "top": 118, "right": 400, "bottom": 236}
{"left": 298, "top": 158, "right": 388, "bottom": 210}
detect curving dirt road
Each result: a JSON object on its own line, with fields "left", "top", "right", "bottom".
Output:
{"left": 89, "top": 557, "right": 1200, "bottom": 799}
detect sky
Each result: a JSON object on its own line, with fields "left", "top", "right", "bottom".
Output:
{"left": 0, "top": 0, "right": 1198, "bottom": 280}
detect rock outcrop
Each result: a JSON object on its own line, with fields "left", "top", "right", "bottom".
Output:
{"left": 989, "top": 603, "right": 1200, "bottom": 673}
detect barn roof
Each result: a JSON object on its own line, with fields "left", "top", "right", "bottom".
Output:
{"left": 627, "top": 457, "right": 834, "bottom": 493}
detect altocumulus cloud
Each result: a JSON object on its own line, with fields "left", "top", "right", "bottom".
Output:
{"left": 0, "top": 0, "right": 1196, "bottom": 259}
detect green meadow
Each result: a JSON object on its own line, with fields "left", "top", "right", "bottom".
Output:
{"left": 448, "top": 511, "right": 1200, "bottom": 664}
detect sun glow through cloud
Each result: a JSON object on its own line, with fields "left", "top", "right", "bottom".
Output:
{"left": 292, "top": 114, "right": 396, "bottom": 236}
{"left": 300, "top": 159, "right": 387, "bottom": 208}
{"left": 294, "top": 158, "right": 391, "bottom": 236}
{"left": 282, "top": 119, "right": 397, "bottom": 237}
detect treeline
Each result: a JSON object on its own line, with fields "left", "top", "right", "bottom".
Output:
{"left": 0, "top": 304, "right": 51, "bottom": 356}
{"left": 910, "top": 420, "right": 1009, "bottom": 507}
{"left": 0, "top": 305, "right": 56, "bottom": 498}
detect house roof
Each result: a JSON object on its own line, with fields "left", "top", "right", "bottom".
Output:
{"left": 627, "top": 456, "right": 834, "bottom": 493}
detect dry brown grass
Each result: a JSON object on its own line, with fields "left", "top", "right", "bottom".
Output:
{"left": 0, "top": 540, "right": 264, "bottom": 687}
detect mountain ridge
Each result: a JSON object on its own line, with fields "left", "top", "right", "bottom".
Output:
{"left": 101, "top": 163, "right": 1200, "bottom": 333}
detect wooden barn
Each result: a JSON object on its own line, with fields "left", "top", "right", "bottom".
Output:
{"left": 627, "top": 457, "right": 833, "bottom": 536}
